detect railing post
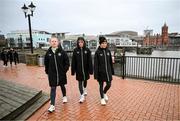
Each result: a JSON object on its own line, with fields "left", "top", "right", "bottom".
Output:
{"left": 122, "top": 52, "right": 125, "bottom": 79}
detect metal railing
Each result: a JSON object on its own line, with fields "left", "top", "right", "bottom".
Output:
{"left": 16, "top": 52, "right": 180, "bottom": 84}
{"left": 116, "top": 56, "right": 180, "bottom": 84}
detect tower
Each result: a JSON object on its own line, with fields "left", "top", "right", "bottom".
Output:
{"left": 161, "top": 23, "right": 169, "bottom": 45}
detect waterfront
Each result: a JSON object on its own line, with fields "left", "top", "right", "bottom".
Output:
{"left": 126, "top": 50, "right": 180, "bottom": 58}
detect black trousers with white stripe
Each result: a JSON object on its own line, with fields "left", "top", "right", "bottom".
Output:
{"left": 98, "top": 81, "right": 111, "bottom": 99}
{"left": 78, "top": 80, "right": 87, "bottom": 95}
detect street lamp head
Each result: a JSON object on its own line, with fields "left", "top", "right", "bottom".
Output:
{"left": 21, "top": 2, "right": 36, "bottom": 17}
{"left": 28, "top": 2, "right": 36, "bottom": 14}
{"left": 21, "top": 4, "right": 28, "bottom": 17}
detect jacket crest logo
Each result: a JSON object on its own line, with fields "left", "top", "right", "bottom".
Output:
{"left": 58, "top": 53, "right": 61, "bottom": 56}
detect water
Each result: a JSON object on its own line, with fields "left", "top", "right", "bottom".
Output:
{"left": 125, "top": 50, "right": 180, "bottom": 58}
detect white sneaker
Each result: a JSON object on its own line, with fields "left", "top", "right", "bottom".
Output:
{"left": 104, "top": 94, "right": 108, "bottom": 101}
{"left": 100, "top": 98, "right": 106, "bottom": 105}
{"left": 62, "top": 96, "right": 68, "bottom": 103}
{"left": 79, "top": 95, "right": 85, "bottom": 103}
{"left": 83, "top": 88, "right": 87, "bottom": 96}
{"left": 48, "top": 105, "right": 55, "bottom": 112}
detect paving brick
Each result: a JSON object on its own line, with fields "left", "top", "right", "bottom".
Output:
{"left": 0, "top": 61, "right": 179, "bottom": 121}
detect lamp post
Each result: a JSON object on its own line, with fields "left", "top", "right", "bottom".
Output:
{"left": 21, "top": 2, "right": 36, "bottom": 54}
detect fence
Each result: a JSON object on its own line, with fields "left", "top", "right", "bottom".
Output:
{"left": 17, "top": 53, "right": 180, "bottom": 84}
{"left": 116, "top": 56, "right": 180, "bottom": 84}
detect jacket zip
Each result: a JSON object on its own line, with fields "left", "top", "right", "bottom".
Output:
{"left": 81, "top": 48, "right": 85, "bottom": 81}
{"left": 103, "top": 50, "right": 110, "bottom": 82}
{"left": 54, "top": 54, "right": 59, "bottom": 85}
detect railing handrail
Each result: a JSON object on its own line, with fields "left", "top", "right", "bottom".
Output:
{"left": 125, "top": 55, "right": 180, "bottom": 60}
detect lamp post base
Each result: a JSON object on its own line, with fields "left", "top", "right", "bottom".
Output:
{"left": 26, "top": 53, "right": 38, "bottom": 66}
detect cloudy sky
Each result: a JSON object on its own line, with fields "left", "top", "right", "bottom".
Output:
{"left": 0, "top": 0, "right": 180, "bottom": 35}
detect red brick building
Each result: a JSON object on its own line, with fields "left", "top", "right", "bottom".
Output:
{"left": 143, "top": 23, "right": 169, "bottom": 46}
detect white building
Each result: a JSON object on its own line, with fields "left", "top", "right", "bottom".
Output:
{"left": 6, "top": 30, "right": 51, "bottom": 48}
{"left": 62, "top": 34, "right": 98, "bottom": 50}
{"left": 105, "top": 31, "right": 138, "bottom": 47}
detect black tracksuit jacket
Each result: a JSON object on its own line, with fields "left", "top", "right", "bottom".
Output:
{"left": 44, "top": 46, "right": 70, "bottom": 87}
{"left": 94, "top": 46, "right": 114, "bottom": 82}
{"left": 71, "top": 42, "right": 93, "bottom": 81}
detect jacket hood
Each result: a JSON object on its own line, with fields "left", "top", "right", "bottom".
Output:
{"left": 48, "top": 44, "right": 63, "bottom": 52}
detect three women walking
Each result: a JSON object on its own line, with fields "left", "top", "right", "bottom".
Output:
{"left": 44, "top": 36, "right": 114, "bottom": 112}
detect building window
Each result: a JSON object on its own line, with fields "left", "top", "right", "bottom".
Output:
{"left": 26, "top": 37, "right": 30, "bottom": 41}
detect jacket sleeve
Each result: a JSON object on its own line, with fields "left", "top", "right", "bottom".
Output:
{"left": 109, "top": 51, "right": 114, "bottom": 75}
{"left": 94, "top": 51, "right": 98, "bottom": 80}
{"left": 63, "top": 51, "right": 70, "bottom": 73}
{"left": 88, "top": 49, "right": 93, "bottom": 75}
{"left": 44, "top": 52, "right": 49, "bottom": 74}
{"left": 71, "top": 50, "right": 76, "bottom": 75}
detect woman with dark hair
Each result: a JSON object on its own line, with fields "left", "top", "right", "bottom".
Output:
{"left": 94, "top": 36, "right": 114, "bottom": 105}
{"left": 71, "top": 37, "right": 93, "bottom": 103}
